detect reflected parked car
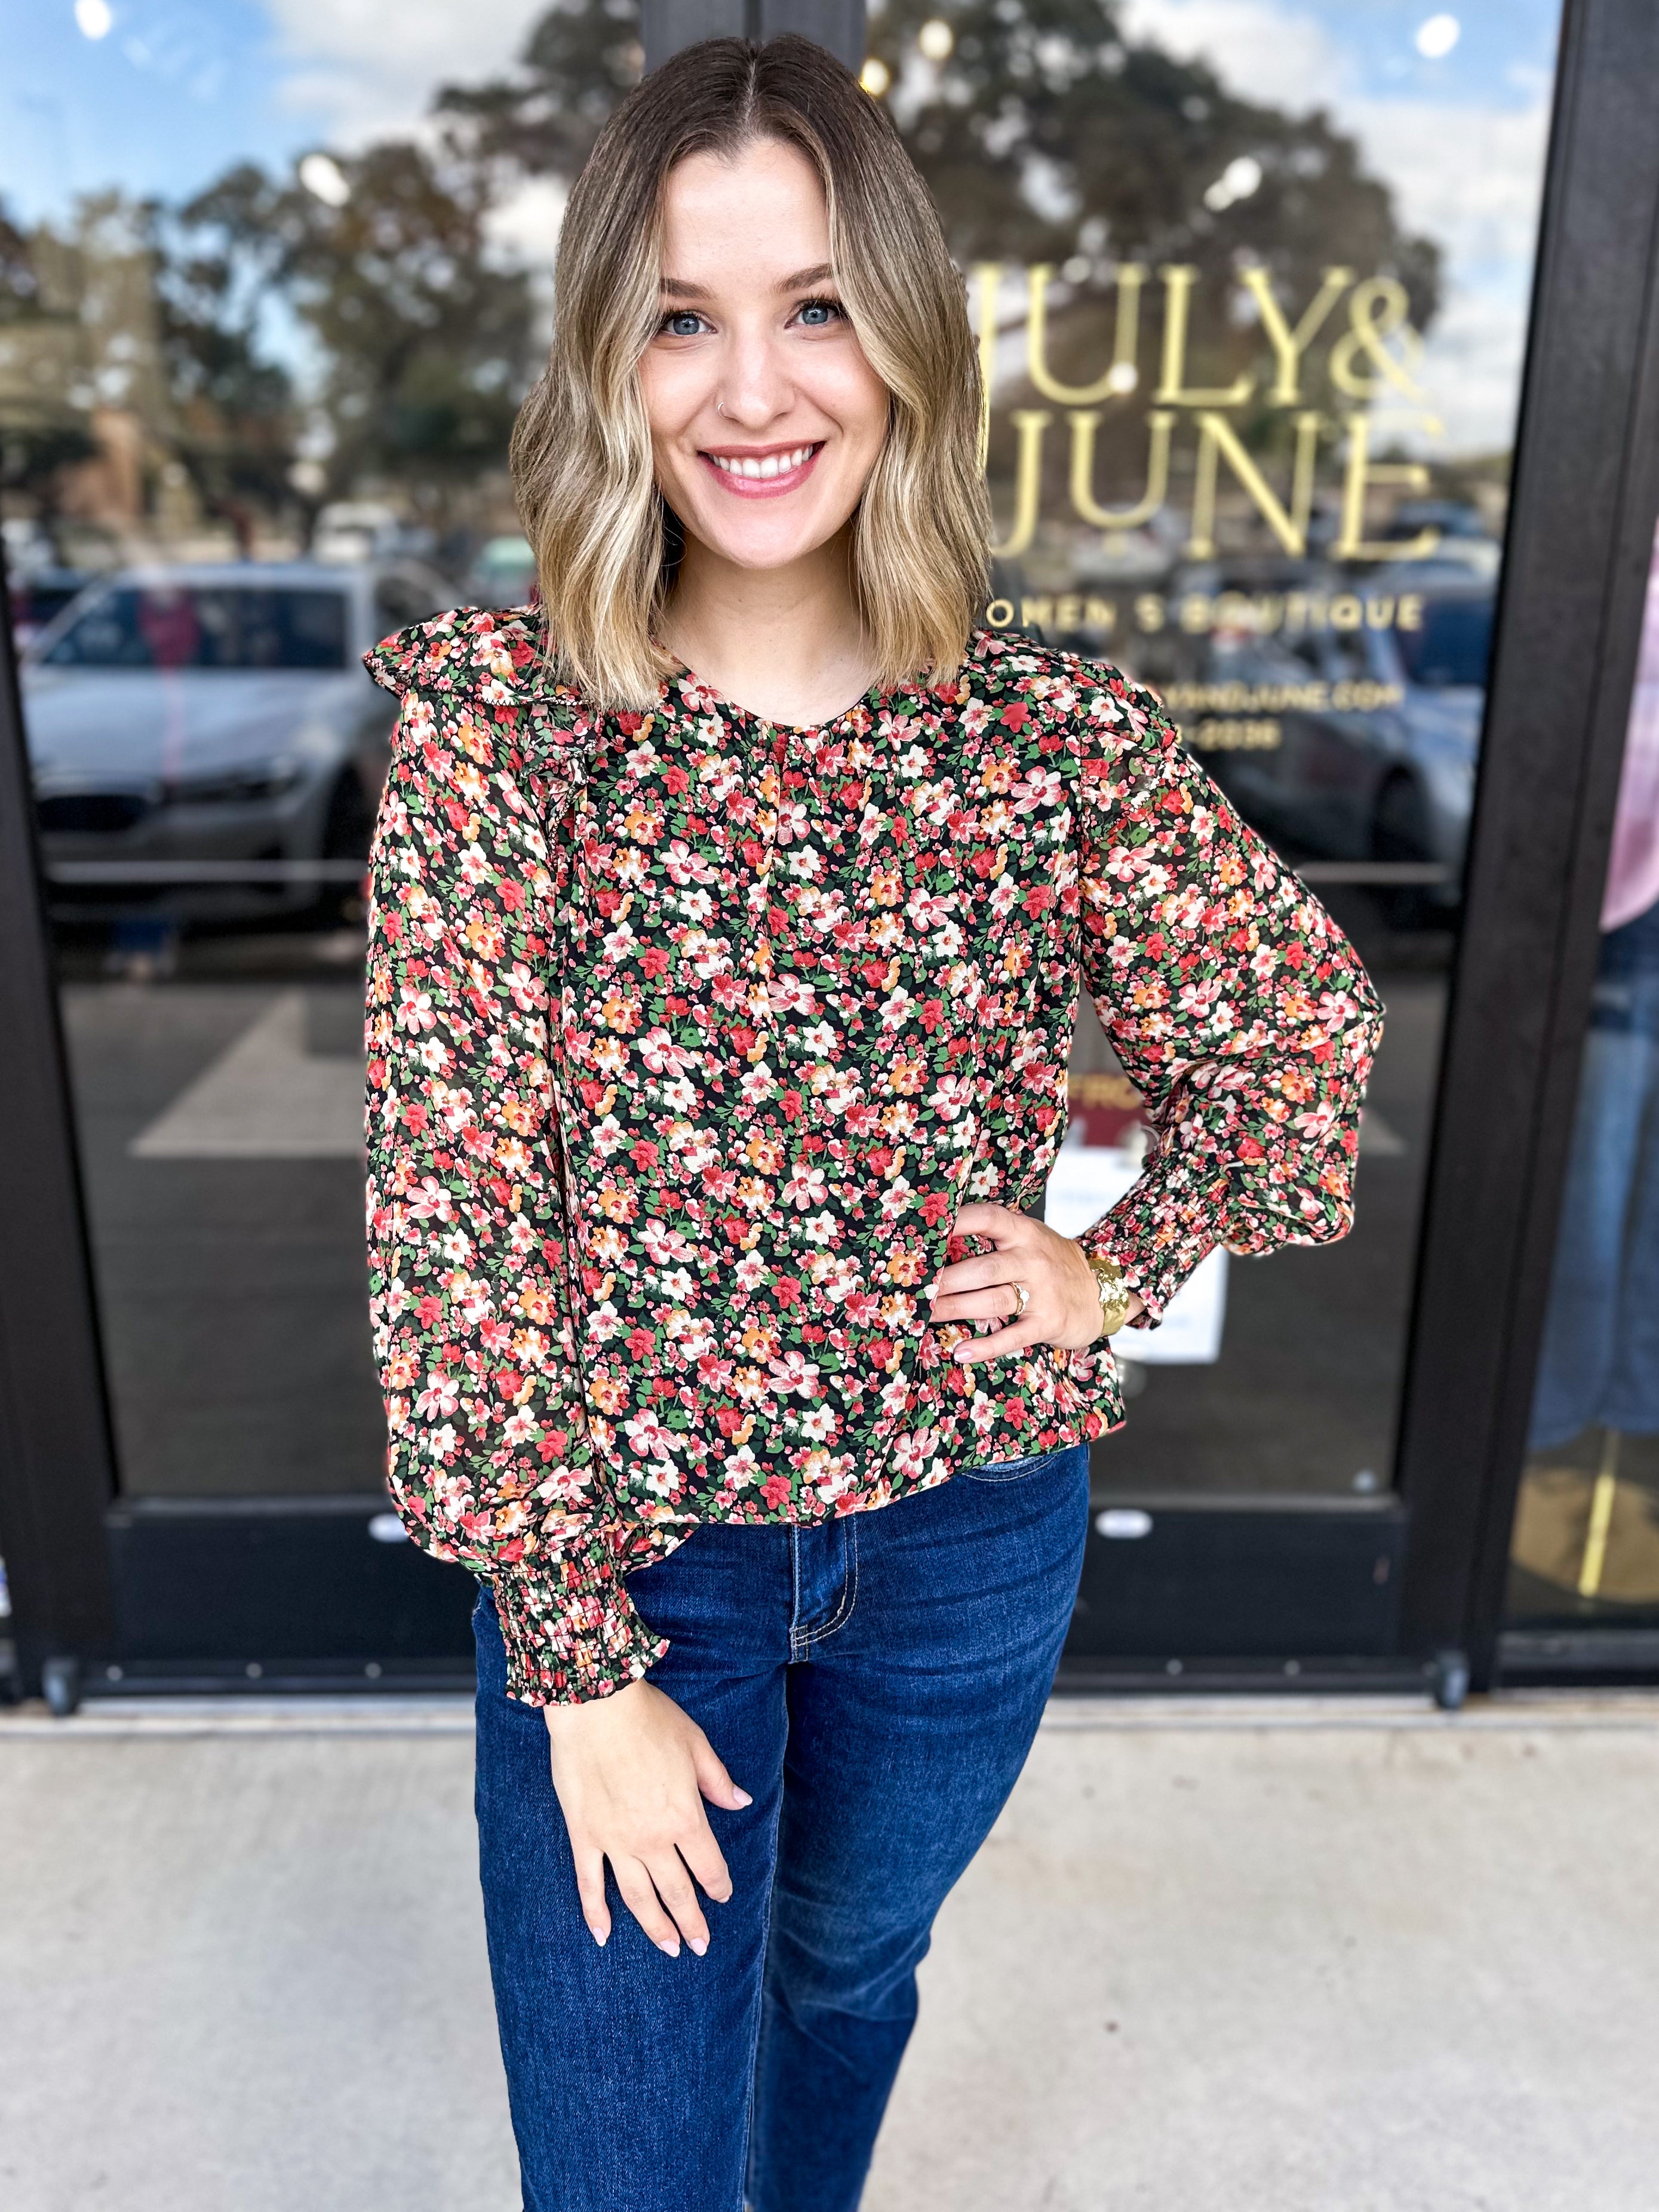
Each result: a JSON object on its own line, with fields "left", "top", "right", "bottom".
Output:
{"left": 1189, "top": 566, "right": 1493, "bottom": 905}
{"left": 463, "top": 532, "right": 537, "bottom": 609}
{"left": 5, "top": 566, "right": 95, "bottom": 653}
{"left": 20, "top": 558, "right": 451, "bottom": 921}
{"left": 311, "top": 502, "right": 437, "bottom": 565}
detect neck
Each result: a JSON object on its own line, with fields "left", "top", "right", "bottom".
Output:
{"left": 657, "top": 527, "right": 877, "bottom": 727}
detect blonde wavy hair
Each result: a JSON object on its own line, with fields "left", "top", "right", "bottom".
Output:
{"left": 509, "top": 35, "right": 990, "bottom": 710}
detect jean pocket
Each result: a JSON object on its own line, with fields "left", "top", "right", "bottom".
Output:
{"left": 621, "top": 1525, "right": 699, "bottom": 1604}
{"left": 962, "top": 1446, "right": 1067, "bottom": 1485}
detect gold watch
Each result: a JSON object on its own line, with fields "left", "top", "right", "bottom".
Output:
{"left": 1086, "top": 1251, "right": 1135, "bottom": 1337}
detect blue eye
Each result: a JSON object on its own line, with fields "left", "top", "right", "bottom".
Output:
{"left": 662, "top": 311, "right": 706, "bottom": 337}
{"left": 795, "top": 298, "right": 843, "bottom": 327}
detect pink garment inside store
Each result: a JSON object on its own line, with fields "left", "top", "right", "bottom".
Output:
{"left": 1604, "top": 527, "right": 1659, "bottom": 931}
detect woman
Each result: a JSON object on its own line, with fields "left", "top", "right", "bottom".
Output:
{"left": 364, "top": 35, "right": 1380, "bottom": 2212}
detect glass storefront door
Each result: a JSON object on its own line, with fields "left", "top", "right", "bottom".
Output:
{"left": 919, "top": 0, "right": 1562, "bottom": 1519}
{"left": 858, "top": 0, "right": 1569, "bottom": 1670}
{"left": 2, "top": 0, "right": 1649, "bottom": 1697}
{"left": 1507, "top": 527, "right": 1659, "bottom": 1639}
{"left": 0, "top": 0, "right": 549, "bottom": 1681}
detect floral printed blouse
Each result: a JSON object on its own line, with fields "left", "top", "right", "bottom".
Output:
{"left": 364, "top": 610, "right": 1382, "bottom": 1705}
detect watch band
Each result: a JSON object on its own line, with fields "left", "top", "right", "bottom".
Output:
{"left": 1086, "top": 1251, "right": 1135, "bottom": 1337}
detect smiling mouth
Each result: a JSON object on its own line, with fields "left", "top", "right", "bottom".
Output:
{"left": 700, "top": 442, "right": 823, "bottom": 493}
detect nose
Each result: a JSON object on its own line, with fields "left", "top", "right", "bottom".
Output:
{"left": 714, "top": 319, "right": 794, "bottom": 431}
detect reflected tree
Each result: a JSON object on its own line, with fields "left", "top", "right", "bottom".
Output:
{"left": 179, "top": 146, "right": 537, "bottom": 517}
{"left": 2, "top": 189, "right": 295, "bottom": 549}
{"left": 0, "top": 202, "right": 98, "bottom": 522}
{"left": 143, "top": 196, "right": 299, "bottom": 553}
{"left": 5, "top": 0, "right": 1445, "bottom": 541}
{"left": 435, "top": 0, "right": 646, "bottom": 179}
{"left": 437, "top": 0, "right": 1440, "bottom": 446}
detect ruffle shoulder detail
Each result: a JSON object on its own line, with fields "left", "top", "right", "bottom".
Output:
{"left": 363, "top": 604, "right": 599, "bottom": 792}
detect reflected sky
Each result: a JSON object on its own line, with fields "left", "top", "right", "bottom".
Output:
{"left": 3, "top": 0, "right": 1563, "bottom": 450}
{"left": 4, "top": 1, "right": 1561, "bottom": 208}
{"left": 1, "top": 1, "right": 546, "bottom": 215}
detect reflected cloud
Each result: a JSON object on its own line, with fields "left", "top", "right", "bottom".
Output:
{"left": 265, "top": 0, "right": 544, "bottom": 145}
{"left": 1342, "top": 95, "right": 1550, "bottom": 451}
{"left": 1119, "top": 0, "right": 1350, "bottom": 106}
{"left": 1123, "top": 0, "right": 1552, "bottom": 455}
{"left": 483, "top": 174, "right": 568, "bottom": 265}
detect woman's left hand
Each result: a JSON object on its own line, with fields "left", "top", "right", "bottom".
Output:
{"left": 929, "top": 1202, "right": 1142, "bottom": 1367}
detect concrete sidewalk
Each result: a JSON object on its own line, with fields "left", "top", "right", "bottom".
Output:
{"left": 3, "top": 1692, "right": 1657, "bottom": 2212}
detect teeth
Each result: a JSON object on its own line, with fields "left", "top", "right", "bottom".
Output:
{"left": 710, "top": 446, "right": 814, "bottom": 480}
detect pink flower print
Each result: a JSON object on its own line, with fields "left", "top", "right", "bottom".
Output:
{"left": 398, "top": 985, "right": 437, "bottom": 1033}
{"left": 782, "top": 1162, "right": 828, "bottom": 1211}
{"left": 767, "top": 1350, "right": 822, "bottom": 1399}
{"left": 416, "top": 1372, "right": 460, "bottom": 1421}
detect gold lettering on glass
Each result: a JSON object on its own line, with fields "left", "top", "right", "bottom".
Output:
{"left": 989, "top": 409, "right": 1051, "bottom": 557}
{"left": 971, "top": 260, "right": 1448, "bottom": 576}
{"left": 1335, "top": 413, "right": 1439, "bottom": 560}
{"left": 1187, "top": 410, "right": 1323, "bottom": 558}
{"left": 1237, "top": 265, "right": 1354, "bottom": 405}
{"left": 1154, "top": 266, "right": 1255, "bottom": 407}
{"left": 1067, "top": 408, "right": 1175, "bottom": 533}
{"left": 1025, "top": 262, "right": 1148, "bottom": 405}
{"left": 1330, "top": 278, "right": 1430, "bottom": 405}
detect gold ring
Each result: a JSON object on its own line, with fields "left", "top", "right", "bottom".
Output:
{"left": 1012, "top": 1281, "right": 1030, "bottom": 1319}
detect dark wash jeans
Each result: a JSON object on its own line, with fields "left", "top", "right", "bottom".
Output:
{"left": 473, "top": 1442, "right": 1090, "bottom": 2212}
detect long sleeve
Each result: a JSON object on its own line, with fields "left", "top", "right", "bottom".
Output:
{"left": 1070, "top": 671, "right": 1383, "bottom": 1323}
{"left": 364, "top": 653, "right": 668, "bottom": 1705}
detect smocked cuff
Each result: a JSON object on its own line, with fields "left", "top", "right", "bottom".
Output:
{"left": 491, "top": 1529, "right": 670, "bottom": 1707}
{"left": 1076, "top": 1172, "right": 1225, "bottom": 1329}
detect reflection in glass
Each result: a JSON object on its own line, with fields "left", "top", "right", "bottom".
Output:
{"left": 1509, "top": 535, "right": 1659, "bottom": 1621}
{"left": 1394, "top": 595, "right": 1494, "bottom": 693}
{"left": 1, "top": 0, "right": 1563, "bottom": 1510}
{"left": 40, "top": 582, "right": 351, "bottom": 670}
{"left": 21, "top": 559, "right": 447, "bottom": 935}
{"left": 917, "top": 0, "right": 1559, "bottom": 1501}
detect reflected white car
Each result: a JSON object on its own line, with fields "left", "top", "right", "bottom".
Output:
{"left": 21, "top": 559, "right": 450, "bottom": 922}
{"left": 1190, "top": 566, "right": 1493, "bottom": 907}
{"left": 464, "top": 533, "right": 537, "bottom": 610}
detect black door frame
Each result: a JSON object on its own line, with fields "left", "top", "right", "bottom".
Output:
{"left": 0, "top": 527, "right": 121, "bottom": 1706}
{"left": 1391, "top": 0, "right": 1659, "bottom": 1692}
{"left": 4, "top": 0, "right": 1658, "bottom": 1707}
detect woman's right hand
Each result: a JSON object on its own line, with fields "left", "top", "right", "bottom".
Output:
{"left": 543, "top": 1678, "right": 751, "bottom": 1955}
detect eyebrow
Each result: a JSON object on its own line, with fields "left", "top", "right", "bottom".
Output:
{"left": 658, "top": 263, "right": 837, "bottom": 299}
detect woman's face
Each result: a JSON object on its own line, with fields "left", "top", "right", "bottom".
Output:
{"left": 639, "top": 137, "right": 890, "bottom": 576}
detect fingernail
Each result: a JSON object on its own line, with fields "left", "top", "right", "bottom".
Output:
{"left": 658, "top": 1938, "right": 680, "bottom": 1958}
{"left": 690, "top": 1937, "right": 708, "bottom": 1957}
{"left": 592, "top": 1928, "right": 608, "bottom": 1949}
{"left": 732, "top": 1789, "right": 753, "bottom": 1807}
